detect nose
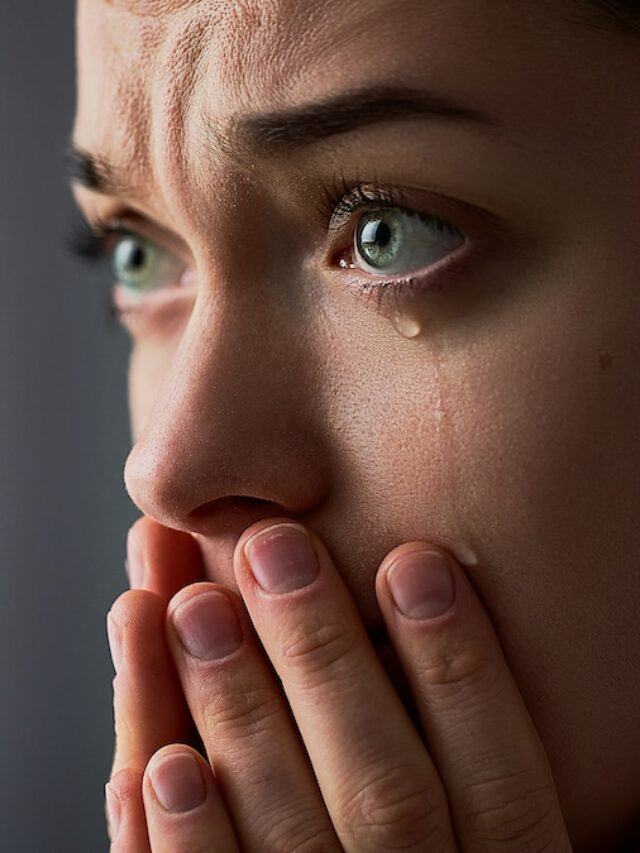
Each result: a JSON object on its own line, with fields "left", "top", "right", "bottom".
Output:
{"left": 124, "top": 293, "right": 331, "bottom": 536}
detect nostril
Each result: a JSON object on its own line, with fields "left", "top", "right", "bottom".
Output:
{"left": 187, "top": 495, "right": 290, "bottom": 536}
{"left": 191, "top": 495, "right": 271, "bottom": 517}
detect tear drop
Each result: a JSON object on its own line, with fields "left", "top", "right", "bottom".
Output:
{"left": 392, "top": 311, "right": 423, "bottom": 339}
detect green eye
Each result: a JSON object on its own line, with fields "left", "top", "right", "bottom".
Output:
{"left": 355, "top": 209, "right": 464, "bottom": 276}
{"left": 111, "top": 235, "right": 184, "bottom": 293}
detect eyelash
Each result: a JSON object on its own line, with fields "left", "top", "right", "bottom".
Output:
{"left": 66, "top": 215, "right": 131, "bottom": 328}
{"left": 320, "top": 174, "right": 458, "bottom": 237}
{"left": 66, "top": 178, "right": 465, "bottom": 320}
{"left": 320, "top": 175, "right": 464, "bottom": 311}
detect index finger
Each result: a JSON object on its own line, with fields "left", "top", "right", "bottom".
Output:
{"left": 376, "top": 545, "right": 572, "bottom": 852}
{"left": 109, "top": 590, "right": 195, "bottom": 777}
{"left": 126, "top": 516, "right": 204, "bottom": 600}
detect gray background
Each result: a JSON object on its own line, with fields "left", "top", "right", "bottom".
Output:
{"left": 0, "top": 4, "right": 137, "bottom": 850}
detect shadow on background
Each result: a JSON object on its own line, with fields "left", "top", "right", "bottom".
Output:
{"left": 0, "top": 4, "right": 138, "bottom": 850}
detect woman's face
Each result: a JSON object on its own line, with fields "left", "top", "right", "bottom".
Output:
{"left": 73, "top": 0, "right": 640, "bottom": 845}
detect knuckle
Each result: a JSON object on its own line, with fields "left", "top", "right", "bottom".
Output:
{"left": 464, "top": 770, "right": 560, "bottom": 847}
{"left": 202, "top": 680, "right": 281, "bottom": 738}
{"left": 279, "top": 615, "right": 360, "bottom": 678}
{"left": 420, "top": 641, "right": 498, "bottom": 703}
{"left": 339, "top": 764, "right": 448, "bottom": 851}
{"left": 262, "top": 817, "right": 341, "bottom": 853}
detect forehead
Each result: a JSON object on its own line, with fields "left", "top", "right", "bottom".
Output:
{"left": 102, "top": 0, "right": 201, "bottom": 12}
{"left": 77, "top": 0, "right": 436, "bottom": 88}
{"left": 74, "top": 0, "right": 512, "bottom": 156}
{"left": 75, "top": 0, "right": 484, "bottom": 212}
{"left": 74, "top": 0, "right": 630, "bottom": 220}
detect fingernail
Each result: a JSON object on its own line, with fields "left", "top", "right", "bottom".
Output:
{"left": 126, "top": 526, "right": 145, "bottom": 588}
{"left": 106, "top": 613, "right": 123, "bottom": 672}
{"left": 172, "top": 592, "right": 243, "bottom": 660}
{"left": 149, "top": 752, "right": 206, "bottom": 813}
{"left": 244, "top": 523, "right": 319, "bottom": 594}
{"left": 105, "top": 782, "right": 121, "bottom": 842}
{"left": 387, "top": 551, "right": 456, "bottom": 620}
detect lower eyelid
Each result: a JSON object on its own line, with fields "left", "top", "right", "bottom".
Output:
{"left": 113, "top": 283, "right": 196, "bottom": 333}
{"left": 333, "top": 234, "right": 476, "bottom": 315}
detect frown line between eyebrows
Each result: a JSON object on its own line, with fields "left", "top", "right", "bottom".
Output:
{"left": 67, "top": 85, "right": 506, "bottom": 198}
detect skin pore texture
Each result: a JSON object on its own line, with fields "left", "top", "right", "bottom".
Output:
{"left": 73, "top": 0, "right": 640, "bottom": 849}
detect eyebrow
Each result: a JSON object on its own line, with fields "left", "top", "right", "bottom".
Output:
{"left": 230, "top": 85, "right": 502, "bottom": 150}
{"left": 66, "top": 147, "right": 133, "bottom": 196}
{"left": 68, "top": 84, "right": 502, "bottom": 195}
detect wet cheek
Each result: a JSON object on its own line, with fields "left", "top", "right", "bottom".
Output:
{"left": 324, "top": 267, "right": 638, "bottom": 631}
{"left": 449, "top": 313, "right": 636, "bottom": 576}
{"left": 308, "top": 339, "right": 462, "bottom": 613}
{"left": 436, "top": 286, "right": 640, "bottom": 688}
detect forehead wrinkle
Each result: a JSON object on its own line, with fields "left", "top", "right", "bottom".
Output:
{"left": 75, "top": 1, "right": 165, "bottom": 191}
{"left": 189, "top": 0, "right": 445, "bottom": 163}
{"left": 196, "top": 0, "right": 353, "bottom": 111}
{"left": 193, "top": 0, "right": 447, "bottom": 117}
{"left": 139, "top": 0, "right": 458, "bottom": 203}
{"left": 151, "top": 1, "right": 301, "bottom": 206}
{"left": 148, "top": 10, "right": 216, "bottom": 221}
{"left": 100, "top": 0, "right": 204, "bottom": 17}
{"left": 78, "top": 0, "right": 450, "bottom": 196}
{"left": 282, "top": 0, "right": 453, "bottom": 94}
{"left": 115, "top": 72, "right": 153, "bottom": 187}
{"left": 210, "top": 0, "right": 287, "bottom": 105}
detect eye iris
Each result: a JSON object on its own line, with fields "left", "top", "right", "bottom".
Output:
{"left": 113, "top": 237, "right": 154, "bottom": 290}
{"left": 357, "top": 212, "right": 403, "bottom": 270}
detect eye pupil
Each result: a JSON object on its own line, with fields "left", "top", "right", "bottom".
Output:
{"left": 128, "top": 245, "right": 146, "bottom": 270}
{"left": 361, "top": 218, "right": 392, "bottom": 251}
{"left": 362, "top": 221, "right": 391, "bottom": 249}
{"left": 120, "top": 241, "right": 148, "bottom": 273}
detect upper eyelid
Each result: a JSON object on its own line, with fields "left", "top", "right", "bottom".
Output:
{"left": 73, "top": 212, "right": 148, "bottom": 246}
{"left": 76, "top": 201, "right": 193, "bottom": 262}
{"left": 77, "top": 181, "right": 472, "bottom": 259}
{"left": 328, "top": 194, "right": 399, "bottom": 232}
{"left": 322, "top": 181, "right": 412, "bottom": 228}
{"left": 325, "top": 186, "right": 465, "bottom": 241}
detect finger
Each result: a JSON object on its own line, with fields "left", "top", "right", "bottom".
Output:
{"left": 126, "top": 516, "right": 204, "bottom": 601}
{"left": 143, "top": 745, "right": 240, "bottom": 853}
{"left": 234, "top": 519, "right": 458, "bottom": 853}
{"left": 165, "top": 582, "right": 342, "bottom": 852}
{"left": 376, "top": 545, "right": 572, "bottom": 853}
{"left": 108, "top": 590, "right": 195, "bottom": 778}
{"left": 106, "top": 768, "right": 151, "bottom": 853}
